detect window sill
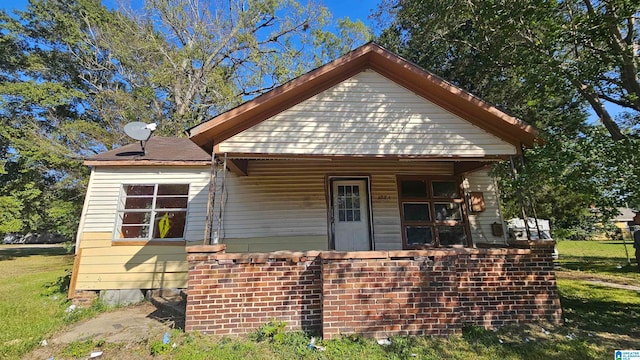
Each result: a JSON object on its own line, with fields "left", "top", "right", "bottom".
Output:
{"left": 404, "top": 244, "right": 436, "bottom": 250}
{"left": 112, "top": 240, "right": 186, "bottom": 246}
{"left": 404, "top": 244, "right": 468, "bottom": 250}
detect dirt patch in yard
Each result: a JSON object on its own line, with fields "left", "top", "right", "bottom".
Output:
{"left": 25, "top": 302, "right": 178, "bottom": 360}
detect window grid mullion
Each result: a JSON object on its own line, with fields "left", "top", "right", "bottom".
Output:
{"left": 148, "top": 184, "right": 159, "bottom": 241}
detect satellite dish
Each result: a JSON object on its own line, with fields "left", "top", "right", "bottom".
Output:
{"left": 123, "top": 121, "right": 157, "bottom": 154}
{"left": 124, "top": 121, "right": 153, "bottom": 141}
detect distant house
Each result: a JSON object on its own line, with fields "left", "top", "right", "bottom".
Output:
{"left": 612, "top": 207, "right": 638, "bottom": 239}
{"left": 588, "top": 207, "right": 639, "bottom": 240}
{"left": 68, "top": 44, "right": 558, "bottom": 339}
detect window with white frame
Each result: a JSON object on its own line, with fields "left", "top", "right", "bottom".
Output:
{"left": 115, "top": 184, "right": 189, "bottom": 241}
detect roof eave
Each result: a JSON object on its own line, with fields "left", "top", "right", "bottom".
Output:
{"left": 189, "top": 43, "right": 540, "bottom": 152}
{"left": 84, "top": 160, "right": 212, "bottom": 166}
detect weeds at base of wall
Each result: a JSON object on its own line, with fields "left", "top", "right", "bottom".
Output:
{"left": 134, "top": 318, "right": 625, "bottom": 359}
{"left": 249, "top": 319, "right": 288, "bottom": 343}
{"left": 382, "top": 336, "right": 420, "bottom": 358}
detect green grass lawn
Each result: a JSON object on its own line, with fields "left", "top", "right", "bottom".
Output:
{"left": 3, "top": 241, "right": 640, "bottom": 359}
{"left": 0, "top": 245, "right": 74, "bottom": 359}
{"left": 556, "top": 240, "right": 640, "bottom": 285}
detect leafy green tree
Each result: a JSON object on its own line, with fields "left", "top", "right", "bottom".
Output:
{"left": 377, "top": 0, "right": 640, "bottom": 139}
{"left": 376, "top": 0, "right": 640, "bottom": 235}
{"left": 493, "top": 129, "right": 640, "bottom": 237}
{"left": 0, "top": 0, "right": 370, "bottom": 239}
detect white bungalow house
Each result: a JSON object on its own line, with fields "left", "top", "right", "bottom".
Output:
{"left": 69, "top": 43, "right": 539, "bottom": 299}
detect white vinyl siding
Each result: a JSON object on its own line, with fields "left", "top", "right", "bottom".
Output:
{"left": 464, "top": 169, "right": 507, "bottom": 245}
{"left": 80, "top": 167, "right": 210, "bottom": 242}
{"left": 73, "top": 166, "right": 210, "bottom": 291}
{"left": 218, "top": 70, "right": 517, "bottom": 157}
{"left": 215, "top": 159, "right": 454, "bottom": 251}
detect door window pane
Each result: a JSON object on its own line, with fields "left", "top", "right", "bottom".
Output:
{"left": 434, "top": 203, "right": 462, "bottom": 221}
{"left": 403, "top": 203, "right": 431, "bottom": 221}
{"left": 437, "top": 226, "right": 467, "bottom": 246}
{"left": 401, "top": 180, "right": 428, "bottom": 198}
{"left": 337, "top": 185, "right": 362, "bottom": 222}
{"left": 406, "top": 226, "right": 434, "bottom": 245}
{"left": 432, "top": 181, "right": 458, "bottom": 198}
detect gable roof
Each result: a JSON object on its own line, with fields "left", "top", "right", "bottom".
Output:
{"left": 84, "top": 137, "right": 211, "bottom": 166}
{"left": 187, "top": 42, "right": 539, "bottom": 153}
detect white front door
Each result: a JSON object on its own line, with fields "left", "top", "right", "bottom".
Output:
{"left": 332, "top": 179, "right": 371, "bottom": 251}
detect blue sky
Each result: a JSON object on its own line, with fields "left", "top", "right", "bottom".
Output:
{"left": 0, "top": 0, "right": 29, "bottom": 10}
{"left": 0, "top": 0, "right": 381, "bottom": 26}
{"left": 320, "top": 0, "right": 379, "bottom": 24}
{"left": 0, "top": 0, "right": 621, "bottom": 122}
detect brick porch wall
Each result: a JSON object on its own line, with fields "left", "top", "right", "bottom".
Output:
{"left": 185, "top": 243, "right": 562, "bottom": 339}
{"left": 185, "top": 246, "right": 323, "bottom": 335}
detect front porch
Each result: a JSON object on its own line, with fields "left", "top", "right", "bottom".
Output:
{"left": 185, "top": 241, "right": 562, "bottom": 339}
{"left": 208, "top": 158, "right": 508, "bottom": 253}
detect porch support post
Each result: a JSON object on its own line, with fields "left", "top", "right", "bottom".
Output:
{"left": 216, "top": 154, "right": 228, "bottom": 244}
{"left": 520, "top": 145, "right": 543, "bottom": 238}
{"left": 509, "top": 156, "right": 532, "bottom": 241}
{"left": 204, "top": 144, "right": 218, "bottom": 245}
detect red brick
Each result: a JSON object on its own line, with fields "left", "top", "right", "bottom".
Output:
{"left": 184, "top": 249, "right": 561, "bottom": 337}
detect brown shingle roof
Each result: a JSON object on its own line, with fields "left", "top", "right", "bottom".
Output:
{"left": 85, "top": 137, "right": 211, "bottom": 166}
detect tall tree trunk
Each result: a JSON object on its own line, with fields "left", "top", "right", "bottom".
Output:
{"left": 573, "top": 79, "right": 626, "bottom": 140}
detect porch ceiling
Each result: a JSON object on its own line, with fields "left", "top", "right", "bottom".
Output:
{"left": 219, "top": 155, "right": 495, "bottom": 176}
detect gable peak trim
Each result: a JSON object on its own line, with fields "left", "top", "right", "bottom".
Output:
{"left": 188, "top": 43, "right": 539, "bottom": 152}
